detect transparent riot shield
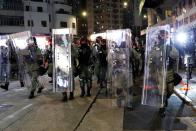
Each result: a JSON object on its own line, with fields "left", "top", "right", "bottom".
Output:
{"left": 107, "top": 29, "right": 131, "bottom": 107}
{"left": 9, "top": 31, "right": 32, "bottom": 88}
{"left": 0, "top": 35, "right": 10, "bottom": 88}
{"left": 142, "top": 25, "right": 170, "bottom": 107}
{"left": 52, "top": 28, "right": 73, "bottom": 92}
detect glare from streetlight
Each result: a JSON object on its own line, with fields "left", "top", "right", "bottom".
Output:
{"left": 176, "top": 32, "right": 188, "bottom": 45}
{"left": 143, "top": 14, "right": 147, "bottom": 19}
{"left": 82, "top": 11, "right": 87, "bottom": 17}
{"left": 123, "top": 2, "right": 128, "bottom": 8}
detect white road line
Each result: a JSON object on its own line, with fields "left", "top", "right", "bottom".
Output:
{"left": 0, "top": 104, "right": 33, "bottom": 123}
{"left": 0, "top": 103, "right": 33, "bottom": 130}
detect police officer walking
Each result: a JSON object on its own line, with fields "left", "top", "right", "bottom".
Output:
{"left": 27, "top": 37, "right": 44, "bottom": 99}
{"left": 92, "top": 36, "right": 102, "bottom": 84}
{"left": 62, "top": 42, "right": 78, "bottom": 101}
{"left": 97, "top": 39, "right": 107, "bottom": 88}
{"left": 155, "top": 30, "right": 179, "bottom": 117}
{"left": 78, "top": 37, "right": 93, "bottom": 97}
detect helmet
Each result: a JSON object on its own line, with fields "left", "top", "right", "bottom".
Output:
{"left": 158, "top": 30, "right": 169, "bottom": 40}
{"left": 96, "top": 36, "right": 102, "bottom": 43}
{"left": 101, "top": 39, "right": 106, "bottom": 45}
{"left": 80, "top": 37, "right": 88, "bottom": 45}
{"left": 27, "top": 37, "right": 37, "bottom": 46}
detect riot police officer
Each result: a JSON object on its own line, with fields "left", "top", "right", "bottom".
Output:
{"left": 78, "top": 37, "right": 93, "bottom": 97}
{"left": 127, "top": 42, "right": 141, "bottom": 109}
{"left": 27, "top": 37, "right": 44, "bottom": 99}
{"left": 0, "top": 45, "right": 9, "bottom": 90}
{"left": 155, "top": 30, "right": 179, "bottom": 117}
{"left": 62, "top": 42, "right": 78, "bottom": 101}
{"left": 92, "top": 36, "right": 102, "bottom": 84}
{"left": 97, "top": 39, "right": 107, "bottom": 88}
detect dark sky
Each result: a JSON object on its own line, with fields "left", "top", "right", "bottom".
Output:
{"left": 68, "top": 0, "right": 86, "bottom": 8}
{"left": 80, "top": 0, "right": 86, "bottom": 8}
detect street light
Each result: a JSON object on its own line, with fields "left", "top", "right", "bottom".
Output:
{"left": 82, "top": 11, "right": 87, "bottom": 17}
{"left": 123, "top": 1, "right": 128, "bottom": 8}
{"left": 143, "top": 14, "right": 147, "bottom": 19}
{"left": 175, "top": 32, "right": 188, "bottom": 45}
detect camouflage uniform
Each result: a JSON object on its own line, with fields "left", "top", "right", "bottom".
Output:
{"left": 45, "top": 45, "right": 53, "bottom": 82}
{"left": 126, "top": 47, "right": 141, "bottom": 109}
{"left": 152, "top": 37, "right": 179, "bottom": 116}
{"left": 92, "top": 42, "right": 101, "bottom": 83}
{"left": 0, "top": 46, "right": 9, "bottom": 90}
{"left": 27, "top": 41, "right": 43, "bottom": 99}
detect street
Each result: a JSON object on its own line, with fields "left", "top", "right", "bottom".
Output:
{"left": 0, "top": 75, "right": 195, "bottom": 131}
{"left": 1, "top": 0, "right": 196, "bottom": 131}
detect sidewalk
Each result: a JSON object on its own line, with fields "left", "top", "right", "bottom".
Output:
{"left": 174, "top": 69, "right": 196, "bottom": 111}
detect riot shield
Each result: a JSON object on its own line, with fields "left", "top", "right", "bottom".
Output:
{"left": 52, "top": 28, "right": 73, "bottom": 92}
{"left": 142, "top": 25, "right": 170, "bottom": 107}
{"left": 9, "top": 31, "right": 32, "bottom": 88}
{"left": 0, "top": 35, "right": 10, "bottom": 88}
{"left": 107, "top": 29, "right": 131, "bottom": 107}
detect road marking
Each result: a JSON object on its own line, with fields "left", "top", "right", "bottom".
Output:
{"left": 13, "top": 88, "right": 26, "bottom": 92}
{"left": 0, "top": 104, "right": 32, "bottom": 121}
{"left": 0, "top": 103, "right": 33, "bottom": 130}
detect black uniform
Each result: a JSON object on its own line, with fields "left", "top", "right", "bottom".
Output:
{"left": 78, "top": 43, "right": 93, "bottom": 97}
{"left": 97, "top": 43, "right": 107, "bottom": 88}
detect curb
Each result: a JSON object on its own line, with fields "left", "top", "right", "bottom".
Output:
{"left": 174, "top": 88, "right": 196, "bottom": 111}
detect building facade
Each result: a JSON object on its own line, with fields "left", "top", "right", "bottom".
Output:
{"left": 0, "top": 0, "right": 77, "bottom": 35}
{"left": 87, "top": 0, "right": 147, "bottom": 37}
{"left": 173, "top": 0, "right": 196, "bottom": 31}
{"left": 87, "top": 0, "right": 126, "bottom": 35}
{"left": 0, "top": 0, "right": 24, "bottom": 34}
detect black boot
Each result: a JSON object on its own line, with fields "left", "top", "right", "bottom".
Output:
{"left": 86, "top": 87, "right": 91, "bottom": 97}
{"left": 37, "top": 87, "right": 44, "bottom": 93}
{"left": 28, "top": 91, "right": 35, "bottom": 99}
{"left": 100, "top": 82, "right": 103, "bottom": 88}
{"left": 69, "top": 92, "right": 74, "bottom": 100}
{"left": 20, "top": 81, "right": 24, "bottom": 87}
{"left": 1, "top": 85, "right": 8, "bottom": 91}
{"left": 159, "top": 107, "right": 166, "bottom": 117}
{"left": 62, "top": 92, "right": 68, "bottom": 102}
{"left": 86, "top": 80, "right": 92, "bottom": 97}
{"left": 80, "top": 87, "right": 85, "bottom": 97}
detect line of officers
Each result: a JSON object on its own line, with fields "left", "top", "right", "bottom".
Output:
{"left": 0, "top": 35, "right": 144, "bottom": 102}
{"left": 30, "top": 31, "right": 181, "bottom": 118}
{"left": 0, "top": 33, "right": 177, "bottom": 117}
{"left": 0, "top": 32, "right": 179, "bottom": 118}
{"left": 24, "top": 35, "right": 144, "bottom": 103}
